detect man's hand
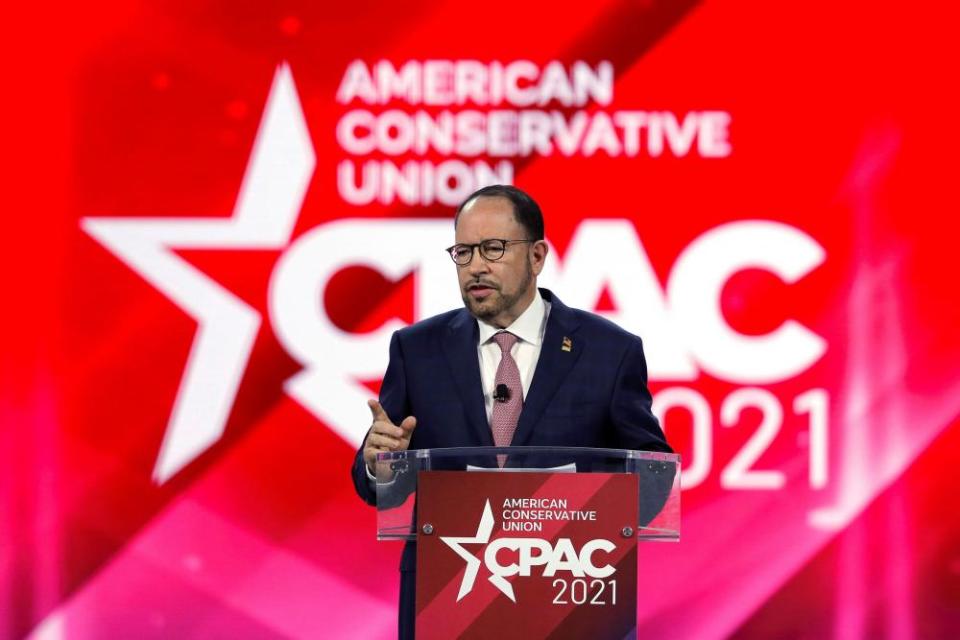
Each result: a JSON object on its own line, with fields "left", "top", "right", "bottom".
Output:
{"left": 363, "top": 399, "right": 417, "bottom": 475}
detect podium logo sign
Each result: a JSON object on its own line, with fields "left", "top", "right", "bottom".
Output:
{"left": 441, "top": 499, "right": 618, "bottom": 603}
{"left": 416, "top": 471, "right": 638, "bottom": 639}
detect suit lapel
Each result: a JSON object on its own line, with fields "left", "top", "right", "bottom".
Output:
{"left": 511, "top": 290, "right": 582, "bottom": 446}
{"left": 443, "top": 310, "right": 495, "bottom": 446}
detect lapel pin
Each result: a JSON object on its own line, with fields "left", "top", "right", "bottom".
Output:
{"left": 561, "top": 337, "right": 573, "bottom": 352}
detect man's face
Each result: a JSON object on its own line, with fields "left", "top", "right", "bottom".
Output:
{"left": 454, "top": 196, "right": 547, "bottom": 328}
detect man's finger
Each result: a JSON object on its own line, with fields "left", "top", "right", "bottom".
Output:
{"left": 368, "top": 398, "right": 391, "bottom": 424}
{"left": 371, "top": 421, "right": 404, "bottom": 438}
{"left": 368, "top": 432, "right": 400, "bottom": 449}
{"left": 400, "top": 416, "right": 417, "bottom": 432}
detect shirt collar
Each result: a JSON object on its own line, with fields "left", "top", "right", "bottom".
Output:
{"left": 478, "top": 289, "right": 547, "bottom": 347}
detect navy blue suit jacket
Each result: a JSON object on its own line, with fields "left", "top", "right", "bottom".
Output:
{"left": 350, "top": 288, "right": 671, "bottom": 637}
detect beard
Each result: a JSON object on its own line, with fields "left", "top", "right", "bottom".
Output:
{"left": 461, "top": 257, "right": 535, "bottom": 325}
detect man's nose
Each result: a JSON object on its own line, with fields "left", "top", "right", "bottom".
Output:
{"left": 467, "top": 250, "right": 491, "bottom": 275}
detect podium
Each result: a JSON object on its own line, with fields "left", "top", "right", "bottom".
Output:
{"left": 375, "top": 447, "right": 680, "bottom": 639}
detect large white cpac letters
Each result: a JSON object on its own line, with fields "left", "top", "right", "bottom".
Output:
{"left": 269, "top": 220, "right": 459, "bottom": 447}
{"left": 667, "top": 220, "right": 827, "bottom": 383}
{"left": 538, "top": 220, "right": 697, "bottom": 379}
{"left": 271, "top": 218, "right": 827, "bottom": 447}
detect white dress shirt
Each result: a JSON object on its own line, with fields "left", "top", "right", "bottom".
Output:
{"left": 477, "top": 289, "right": 551, "bottom": 421}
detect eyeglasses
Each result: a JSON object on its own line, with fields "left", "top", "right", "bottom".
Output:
{"left": 445, "top": 239, "right": 534, "bottom": 265}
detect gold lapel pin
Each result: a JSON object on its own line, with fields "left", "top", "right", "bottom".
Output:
{"left": 561, "top": 337, "right": 573, "bottom": 352}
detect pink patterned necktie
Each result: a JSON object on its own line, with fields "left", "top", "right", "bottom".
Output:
{"left": 490, "top": 331, "right": 522, "bottom": 463}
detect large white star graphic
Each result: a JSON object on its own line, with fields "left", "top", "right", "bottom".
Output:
{"left": 439, "top": 500, "right": 517, "bottom": 602}
{"left": 82, "top": 63, "right": 316, "bottom": 483}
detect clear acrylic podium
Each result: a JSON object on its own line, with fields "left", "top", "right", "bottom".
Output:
{"left": 375, "top": 446, "right": 680, "bottom": 638}
{"left": 374, "top": 446, "right": 680, "bottom": 541}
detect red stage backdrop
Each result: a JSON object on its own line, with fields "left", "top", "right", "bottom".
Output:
{"left": 3, "top": 0, "right": 960, "bottom": 638}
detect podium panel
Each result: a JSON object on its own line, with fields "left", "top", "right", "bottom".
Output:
{"left": 375, "top": 446, "right": 680, "bottom": 541}
{"left": 374, "top": 447, "right": 679, "bottom": 638}
{"left": 415, "top": 470, "right": 638, "bottom": 639}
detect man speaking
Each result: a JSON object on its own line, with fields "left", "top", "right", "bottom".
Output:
{"left": 351, "top": 184, "right": 672, "bottom": 638}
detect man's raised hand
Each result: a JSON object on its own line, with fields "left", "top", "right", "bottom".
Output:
{"left": 363, "top": 399, "right": 417, "bottom": 473}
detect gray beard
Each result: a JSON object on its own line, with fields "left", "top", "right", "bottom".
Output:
{"left": 462, "top": 258, "right": 534, "bottom": 323}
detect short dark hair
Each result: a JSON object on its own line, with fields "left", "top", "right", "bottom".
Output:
{"left": 455, "top": 184, "right": 544, "bottom": 241}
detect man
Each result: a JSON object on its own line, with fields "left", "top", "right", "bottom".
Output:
{"left": 351, "top": 185, "right": 672, "bottom": 638}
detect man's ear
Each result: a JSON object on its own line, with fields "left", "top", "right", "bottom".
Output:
{"left": 531, "top": 240, "right": 549, "bottom": 275}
